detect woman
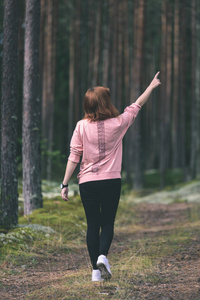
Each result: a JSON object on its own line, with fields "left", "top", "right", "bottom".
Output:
{"left": 61, "top": 72, "right": 161, "bottom": 281}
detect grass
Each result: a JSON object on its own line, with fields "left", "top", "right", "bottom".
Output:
{"left": 0, "top": 180, "right": 200, "bottom": 299}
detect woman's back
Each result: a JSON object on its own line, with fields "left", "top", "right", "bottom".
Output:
{"left": 68, "top": 103, "right": 141, "bottom": 183}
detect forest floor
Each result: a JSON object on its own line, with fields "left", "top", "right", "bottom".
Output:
{"left": 0, "top": 181, "right": 200, "bottom": 299}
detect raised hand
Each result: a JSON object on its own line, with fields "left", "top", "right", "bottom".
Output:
{"left": 134, "top": 71, "right": 161, "bottom": 106}
{"left": 149, "top": 71, "right": 161, "bottom": 89}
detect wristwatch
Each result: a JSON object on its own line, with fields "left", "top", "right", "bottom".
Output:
{"left": 60, "top": 183, "right": 68, "bottom": 189}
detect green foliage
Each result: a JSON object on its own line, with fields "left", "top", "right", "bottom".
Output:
{"left": 165, "top": 168, "right": 184, "bottom": 185}
{"left": 0, "top": 226, "right": 53, "bottom": 265}
{"left": 19, "top": 196, "right": 86, "bottom": 240}
{"left": 144, "top": 168, "right": 184, "bottom": 188}
{"left": 144, "top": 169, "right": 161, "bottom": 188}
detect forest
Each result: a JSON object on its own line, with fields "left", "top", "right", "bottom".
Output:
{"left": 0, "top": 1, "right": 200, "bottom": 298}
{"left": 0, "top": 0, "right": 200, "bottom": 226}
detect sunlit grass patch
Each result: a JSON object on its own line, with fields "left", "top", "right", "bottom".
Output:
{"left": 0, "top": 225, "right": 59, "bottom": 265}
{"left": 0, "top": 194, "right": 87, "bottom": 269}
{"left": 127, "top": 226, "right": 196, "bottom": 257}
{"left": 19, "top": 196, "right": 87, "bottom": 240}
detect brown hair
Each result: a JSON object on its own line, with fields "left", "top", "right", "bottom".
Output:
{"left": 83, "top": 86, "right": 119, "bottom": 121}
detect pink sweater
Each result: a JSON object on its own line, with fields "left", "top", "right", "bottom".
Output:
{"left": 68, "top": 103, "right": 141, "bottom": 184}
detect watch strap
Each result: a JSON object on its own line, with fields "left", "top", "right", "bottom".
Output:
{"left": 61, "top": 183, "right": 68, "bottom": 189}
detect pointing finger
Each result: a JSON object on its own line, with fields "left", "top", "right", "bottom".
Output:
{"left": 154, "top": 71, "right": 160, "bottom": 78}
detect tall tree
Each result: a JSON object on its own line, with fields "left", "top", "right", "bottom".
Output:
{"left": 88, "top": 0, "right": 95, "bottom": 87}
{"left": 131, "top": 0, "right": 145, "bottom": 190}
{"left": 179, "top": 0, "right": 186, "bottom": 179}
{"left": 117, "top": 0, "right": 123, "bottom": 111}
{"left": 68, "top": 3, "right": 75, "bottom": 146}
{"left": 195, "top": 1, "right": 200, "bottom": 178}
{"left": 123, "top": 0, "right": 131, "bottom": 176}
{"left": 172, "top": 0, "right": 179, "bottom": 168}
{"left": 41, "top": 0, "right": 59, "bottom": 180}
{"left": 190, "top": 0, "right": 200, "bottom": 178}
{"left": 22, "top": 0, "right": 42, "bottom": 215}
{"left": 92, "top": 1, "right": 102, "bottom": 86}
{"left": 102, "top": 1, "right": 110, "bottom": 87}
{"left": 0, "top": 0, "right": 19, "bottom": 226}
{"left": 160, "top": 0, "right": 172, "bottom": 187}
{"left": 110, "top": 0, "right": 118, "bottom": 107}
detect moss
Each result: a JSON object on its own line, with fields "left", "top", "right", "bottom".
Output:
{"left": 1, "top": 180, "right": 200, "bottom": 299}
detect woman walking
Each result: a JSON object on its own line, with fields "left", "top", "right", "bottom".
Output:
{"left": 61, "top": 72, "right": 161, "bottom": 281}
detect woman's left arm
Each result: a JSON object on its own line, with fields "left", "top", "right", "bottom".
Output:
{"left": 61, "top": 160, "right": 78, "bottom": 201}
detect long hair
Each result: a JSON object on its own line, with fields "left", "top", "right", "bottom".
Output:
{"left": 83, "top": 86, "right": 119, "bottom": 121}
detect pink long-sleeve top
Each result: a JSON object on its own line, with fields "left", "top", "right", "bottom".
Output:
{"left": 68, "top": 103, "right": 141, "bottom": 184}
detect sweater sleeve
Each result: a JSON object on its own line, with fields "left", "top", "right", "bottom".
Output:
{"left": 121, "top": 103, "right": 141, "bottom": 129}
{"left": 68, "top": 122, "right": 83, "bottom": 163}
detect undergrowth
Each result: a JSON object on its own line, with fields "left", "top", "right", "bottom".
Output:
{"left": 0, "top": 180, "right": 200, "bottom": 299}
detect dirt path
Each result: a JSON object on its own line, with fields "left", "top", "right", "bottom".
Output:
{"left": 1, "top": 202, "right": 200, "bottom": 299}
{"left": 128, "top": 203, "right": 200, "bottom": 299}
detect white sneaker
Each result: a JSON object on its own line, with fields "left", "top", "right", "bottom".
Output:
{"left": 96, "top": 255, "right": 112, "bottom": 280}
{"left": 92, "top": 269, "right": 103, "bottom": 282}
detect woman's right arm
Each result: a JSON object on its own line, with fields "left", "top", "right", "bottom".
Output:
{"left": 134, "top": 72, "right": 161, "bottom": 107}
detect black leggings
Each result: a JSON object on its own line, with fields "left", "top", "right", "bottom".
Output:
{"left": 79, "top": 178, "right": 121, "bottom": 269}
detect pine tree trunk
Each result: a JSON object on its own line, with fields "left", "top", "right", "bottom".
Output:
{"left": 68, "top": 12, "right": 75, "bottom": 147}
{"left": 117, "top": 1, "right": 123, "bottom": 111}
{"left": 110, "top": 0, "right": 118, "bottom": 107}
{"left": 190, "top": 0, "right": 197, "bottom": 179}
{"left": 74, "top": 0, "right": 81, "bottom": 122}
{"left": 39, "top": 0, "right": 46, "bottom": 96}
{"left": 0, "top": 0, "right": 19, "bottom": 226}
{"left": 23, "top": 0, "right": 42, "bottom": 216}
{"left": 123, "top": 0, "right": 130, "bottom": 104}
{"left": 172, "top": 0, "right": 179, "bottom": 168}
{"left": 195, "top": 2, "right": 200, "bottom": 178}
{"left": 160, "top": 0, "right": 172, "bottom": 187}
{"left": 131, "top": 0, "right": 145, "bottom": 190}
{"left": 88, "top": 0, "right": 95, "bottom": 87}
{"left": 179, "top": 1, "right": 186, "bottom": 179}
{"left": 123, "top": 0, "right": 131, "bottom": 178}
{"left": 102, "top": 3, "right": 110, "bottom": 87}
{"left": 41, "top": 0, "right": 59, "bottom": 180}
{"left": 165, "top": 2, "right": 172, "bottom": 169}
{"left": 92, "top": 1, "right": 102, "bottom": 86}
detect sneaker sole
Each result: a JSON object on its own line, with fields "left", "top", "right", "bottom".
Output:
{"left": 97, "top": 263, "right": 111, "bottom": 280}
{"left": 92, "top": 278, "right": 103, "bottom": 282}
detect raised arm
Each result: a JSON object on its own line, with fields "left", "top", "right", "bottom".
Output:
{"left": 135, "top": 72, "right": 161, "bottom": 107}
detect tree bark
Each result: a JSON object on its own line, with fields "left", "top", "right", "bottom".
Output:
{"left": 41, "top": 0, "right": 59, "bottom": 180}
{"left": 74, "top": 0, "right": 81, "bottom": 122}
{"left": 195, "top": 1, "right": 200, "bottom": 178}
{"left": 160, "top": 0, "right": 172, "bottom": 187}
{"left": 0, "top": 0, "right": 19, "bottom": 227}
{"left": 190, "top": 0, "right": 197, "bottom": 179}
{"left": 172, "top": 0, "right": 179, "bottom": 168}
{"left": 110, "top": 0, "right": 118, "bottom": 107}
{"left": 92, "top": 1, "right": 102, "bottom": 86}
{"left": 123, "top": 0, "right": 130, "bottom": 104}
{"left": 117, "top": 0, "right": 123, "bottom": 111}
{"left": 87, "top": 0, "right": 95, "bottom": 87}
{"left": 68, "top": 10, "right": 75, "bottom": 147}
{"left": 131, "top": 0, "right": 145, "bottom": 190}
{"left": 123, "top": 0, "right": 131, "bottom": 177}
{"left": 102, "top": 2, "right": 110, "bottom": 87}
{"left": 179, "top": 1, "right": 186, "bottom": 179}
{"left": 23, "top": 0, "right": 42, "bottom": 215}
